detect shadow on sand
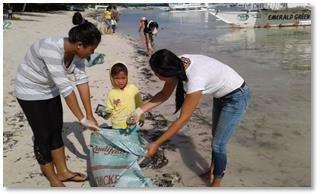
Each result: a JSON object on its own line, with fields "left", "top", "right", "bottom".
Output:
{"left": 141, "top": 128, "right": 211, "bottom": 186}
{"left": 62, "top": 122, "right": 95, "bottom": 186}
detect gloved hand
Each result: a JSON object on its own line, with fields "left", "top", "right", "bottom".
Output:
{"left": 126, "top": 107, "right": 144, "bottom": 126}
{"left": 80, "top": 117, "right": 100, "bottom": 131}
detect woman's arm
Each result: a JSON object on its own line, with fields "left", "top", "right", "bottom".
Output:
{"left": 65, "top": 89, "right": 99, "bottom": 131}
{"left": 127, "top": 78, "right": 177, "bottom": 125}
{"left": 64, "top": 91, "right": 85, "bottom": 121}
{"left": 62, "top": 89, "right": 99, "bottom": 130}
{"left": 76, "top": 82, "right": 97, "bottom": 125}
{"left": 141, "top": 78, "right": 177, "bottom": 113}
{"left": 72, "top": 57, "right": 98, "bottom": 126}
{"left": 147, "top": 91, "right": 202, "bottom": 156}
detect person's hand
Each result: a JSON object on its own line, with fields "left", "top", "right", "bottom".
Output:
{"left": 87, "top": 115, "right": 98, "bottom": 126}
{"left": 126, "top": 107, "right": 144, "bottom": 125}
{"left": 104, "top": 112, "right": 112, "bottom": 120}
{"left": 80, "top": 117, "right": 100, "bottom": 132}
{"left": 147, "top": 142, "right": 160, "bottom": 157}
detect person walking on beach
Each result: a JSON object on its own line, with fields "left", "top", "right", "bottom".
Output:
{"left": 111, "top": 5, "right": 119, "bottom": 33}
{"left": 14, "top": 12, "right": 101, "bottom": 187}
{"left": 127, "top": 49, "right": 251, "bottom": 187}
{"left": 8, "top": 7, "right": 13, "bottom": 19}
{"left": 103, "top": 6, "right": 113, "bottom": 34}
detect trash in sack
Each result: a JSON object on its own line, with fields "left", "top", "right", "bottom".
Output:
{"left": 89, "top": 126, "right": 155, "bottom": 187}
{"left": 85, "top": 53, "right": 106, "bottom": 67}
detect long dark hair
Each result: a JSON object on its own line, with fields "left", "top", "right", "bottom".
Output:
{"left": 69, "top": 12, "right": 101, "bottom": 47}
{"left": 149, "top": 49, "right": 188, "bottom": 113}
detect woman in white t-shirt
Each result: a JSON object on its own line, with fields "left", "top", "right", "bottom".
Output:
{"left": 128, "top": 49, "right": 251, "bottom": 187}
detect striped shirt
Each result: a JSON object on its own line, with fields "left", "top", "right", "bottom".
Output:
{"left": 15, "top": 37, "right": 88, "bottom": 100}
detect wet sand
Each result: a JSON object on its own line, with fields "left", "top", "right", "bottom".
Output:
{"left": 3, "top": 10, "right": 311, "bottom": 187}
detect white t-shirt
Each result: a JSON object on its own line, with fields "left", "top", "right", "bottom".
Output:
{"left": 181, "top": 54, "right": 244, "bottom": 98}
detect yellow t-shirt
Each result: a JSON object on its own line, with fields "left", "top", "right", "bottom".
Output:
{"left": 104, "top": 10, "right": 112, "bottom": 20}
{"left": 106, "top": 84, "right": 144, "bottom": 129}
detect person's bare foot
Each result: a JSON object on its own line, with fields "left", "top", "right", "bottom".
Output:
{"left": 49, "top": 179, "right": 65, "bottom": 187}
{"left": 211, "top": 178, "right": 222, "bottom": 187}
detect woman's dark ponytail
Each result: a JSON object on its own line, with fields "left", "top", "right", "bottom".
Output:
{"left": 149, "top": 49, "right": 188, "bottom": 113}
{"left": 175, "top": 73, "right": 187, "bottom": 113}
{"left": 68, "top": 12, "right": 101, "bottom": 47}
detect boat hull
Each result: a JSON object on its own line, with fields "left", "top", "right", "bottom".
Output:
{"left": 211, "top": 9, "right": 311, "bottom": 28}
{"left": 169, "top": 3, "right": 205, "bottom": 11}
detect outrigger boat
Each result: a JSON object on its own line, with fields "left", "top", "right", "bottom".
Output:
{"left": 168, "top": 3, "right": 207, "bottom": 11}
{"left": 210, "top": 3, "right": 311, "bottom": 28}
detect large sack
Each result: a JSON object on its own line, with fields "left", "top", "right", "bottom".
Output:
{"left": 90, "top": 126, "right": 154, "bottom": 187}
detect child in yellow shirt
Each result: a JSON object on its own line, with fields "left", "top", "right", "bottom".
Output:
{"left": 106, "top": 63, "right": 144, "bottom": 129}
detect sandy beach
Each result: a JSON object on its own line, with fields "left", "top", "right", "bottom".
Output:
{"left": 3, "top": 10, "right": 311, "bottom": 188}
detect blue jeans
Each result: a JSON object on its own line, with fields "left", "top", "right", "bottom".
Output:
{"left": 211, "top": 83, "right": 251, "bottom": 178}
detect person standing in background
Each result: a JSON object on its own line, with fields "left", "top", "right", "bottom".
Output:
{"left": 110, "top": 6, "right": 119, "bottom": 33}
{"left": 103, "top": 5, "right": 112, "bottom": 34}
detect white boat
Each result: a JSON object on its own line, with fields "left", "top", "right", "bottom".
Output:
{"left": 210, "top": 3, "right": 311, "bottom": 28}
{"left": 168, "top": 3, "right": 207, "bottom": 11}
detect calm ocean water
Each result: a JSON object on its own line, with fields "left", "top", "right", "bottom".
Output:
{"left": 117, "top": 7, "right": 311, "bottom": 71}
